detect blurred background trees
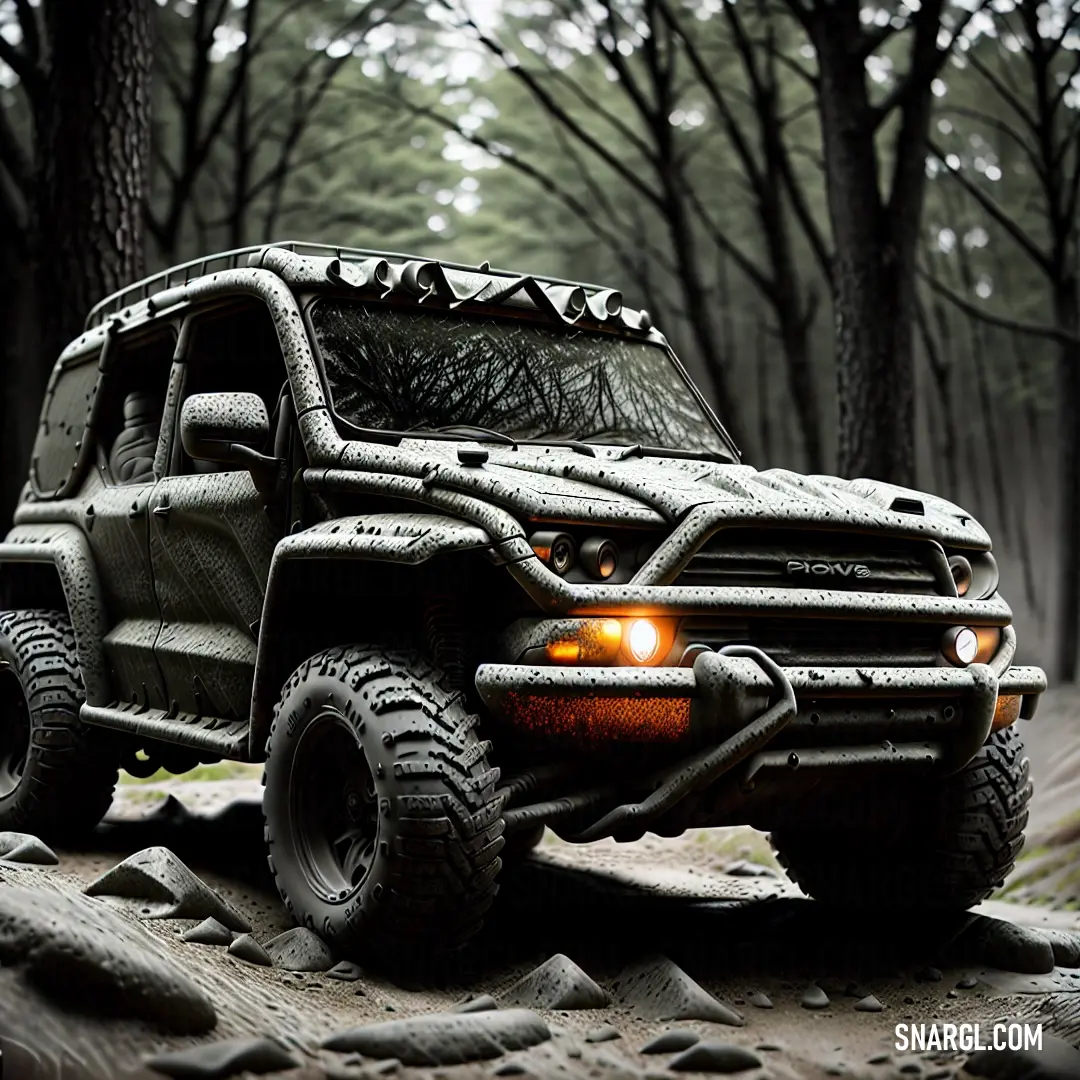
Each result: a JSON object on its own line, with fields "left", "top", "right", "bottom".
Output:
{"left": 0, "top": 0, "right": 1077, "bottom": 674}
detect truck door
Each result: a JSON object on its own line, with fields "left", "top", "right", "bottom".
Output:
{"left": 147, "top": 300, "right": 288, "bottom": 722}
{"left": 84, "top": 328, "right": 176, "bottom": 710}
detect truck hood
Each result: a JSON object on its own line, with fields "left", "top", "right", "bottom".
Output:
{"left": 349, "top": 440, "right": 993, "bottom": 550}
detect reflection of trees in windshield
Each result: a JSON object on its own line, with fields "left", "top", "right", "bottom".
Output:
{"left": 311, "top": 301, "right": 726, "bottom": 453}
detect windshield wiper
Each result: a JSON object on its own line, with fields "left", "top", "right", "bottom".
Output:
{"left": 407, "top": 424, "right": 518, "bottom": 446}
{"left": 615, "top": 444, "right": 735, "bottom": 463}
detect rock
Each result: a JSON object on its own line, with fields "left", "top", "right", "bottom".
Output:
{"left": 957, "top": 975, "right": 979, "bottom": 990}
{"left": 145, "top": 1036, "right": 297, "bottom": 1078}
{"left": 641, "top": 1031, "right": 701, "bottom": 1054}
{"left": 947, "top": 916, "right": 1054, "bottom": 975}
{"left": 85, "top": 847, "right": 250, "bottom": 931}
{"left": 854, "top": 995, "right": 884, "bottom": 1012}
{"left": 747, "top": 991, "right": 773, "bottom": 1009}
{"left": 502, "top": 954, "right": 610, "bottom": 1010}
{"left": 453, "top": 994, "right": 498, "bottom": 1013}
{"left": 962, "top": 1034, "right": 1080, "bottom": 1080}
{"left": 264, "top": 926, "right": 334, "bottom": 971}
{"left": 0, "top": 832, "right": 58, "bottom": 865}
{"left": 182, "top": 917, "right": 235, "bottom": 946}
{"left": 668, "top": 1043, "right": 763, "bottom": 1074}
{"left": 724, "top": 859, "right": 778, "bottom": 878}
{"left": 228, "top": 933, "right": 272, "bottom": 966}
{"left": 0, "top": 884, "right": 215, "bottom": 1033}
{"left": 584, "top": 1025, "right": 621, "bottom": 1043}
{"left": 868, "top": 1054, "right": 891, "bottom": 1065}
{"left": 916, "top": 967, "right": 943, "bottom": 983}
{"left": 493, "top": 1064, "right": 526, "bottom": 1077}
{"left": 321, "top": 1008, "right": 551, "bottom": 1066}
{"left": 327, "top": 961, "right": 364, "bottom": 982}
{"left": 612, "top": 955, "right": 744, "bottom": 1026}
{"left": 802, "top": 984, "right": 830, "bottom": 1010}
{"left": 1038, "top": 928, "right": 1080, "bottom": 968}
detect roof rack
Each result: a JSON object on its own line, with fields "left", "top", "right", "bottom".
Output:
{"left": 83, "top": 240, "right": 613, "bottom": 331}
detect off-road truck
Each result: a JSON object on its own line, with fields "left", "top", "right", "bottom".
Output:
{"left": 0, "top": 242, "right": 1046, "bottom": 961}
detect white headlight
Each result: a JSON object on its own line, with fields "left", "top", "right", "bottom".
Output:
{"left": 628, "top": 619, "right": 660, "bottom": 664}
{"left": 942, "top": 625, "right": 979, "bottom": 666}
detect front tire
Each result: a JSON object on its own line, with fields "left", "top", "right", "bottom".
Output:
{"left": 771, "top": 725, "right": 1031, "bottom": 910}
{"left": 262, "top": 647, "right": 505, "bottom": 964}
{"left": 0, "top": 610, "right": 118, "bottom": 841}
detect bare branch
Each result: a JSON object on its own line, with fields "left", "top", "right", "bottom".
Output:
{"left": 929, "top": 141, "right": 1052, "bottom": 275}
{"left": 919, "top": 267, "right": 1079, "bottom": 346}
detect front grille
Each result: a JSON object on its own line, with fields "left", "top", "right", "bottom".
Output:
{"left": 676, "top": 527, "right": 948, "bottom": 596}
{"left": 680, "top": 617, "right": 942, "bottom": 667}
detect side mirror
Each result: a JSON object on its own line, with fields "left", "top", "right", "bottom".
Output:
{"left": 180, "top": 392, "right": 269, "bottom": 465}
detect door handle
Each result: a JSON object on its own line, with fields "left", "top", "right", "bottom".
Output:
{"left": 152, "top": 496, "right": 171, "bottom": 525}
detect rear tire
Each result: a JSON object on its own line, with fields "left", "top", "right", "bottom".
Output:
{"left": 0, "top": 610, "right": 118, "bottom": 842}
{"left": 262, "top": 646, "right": 505, "bottom": 964}
{"left": 771, "top": 725, "right": 1031, "bottom": 910}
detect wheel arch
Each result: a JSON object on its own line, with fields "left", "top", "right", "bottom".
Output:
{"left": 0, "top": 524, "right": 112, "bottom": 705}
{"left": 249, "top": 514, "right": 498, "bottom": 758}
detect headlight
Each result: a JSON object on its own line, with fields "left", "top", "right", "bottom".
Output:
{"left": 948, "top": 555, "right": 973, "bottom": 596}
{"left": 947, "top": 550, "right": 999, "bottom": 599}
{"left": 941, "top": 625, "right": 979, "bottom": 666}
{"left": 627, "top": 619, "right": 660, "bottom": 663}
{"left": 580, "top": 536, "right": 619, "bottom": 579}
{"left": 530, "top": 531, "right": 576, "bottom": 575}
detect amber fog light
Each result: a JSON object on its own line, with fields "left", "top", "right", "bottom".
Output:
{"left": 627, "top": 619, "right": 660, "bottom": 664}
{"left": 581, "top": 537, "right": 619, "bottom": 579}
{"left": 973, "top": 626, "right": 1001, "bottom": 664}
{"left": 941, "top": 625, "right": 979, "bottom": 666}
{"left": 992, "top": 694, "right": 1022, "bottom": 731}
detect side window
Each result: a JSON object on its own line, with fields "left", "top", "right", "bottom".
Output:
{"left": 97, "top": 330, "right": 175, "bottom": 487}
{"left": 172, "top": 301, "right": 287, "bottom": 476}
{"left": 31, "top": 351, "right": 102, "bottom": 497}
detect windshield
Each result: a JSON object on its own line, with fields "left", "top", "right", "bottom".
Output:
{"left": 309, "top": 299, "right": 732, "bottom": 456}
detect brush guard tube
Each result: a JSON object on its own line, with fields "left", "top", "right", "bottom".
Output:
{"left": 501, "top": 645, "right": 796, "bottom": 842}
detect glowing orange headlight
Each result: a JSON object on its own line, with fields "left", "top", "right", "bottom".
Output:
{"left": 973, "top": 626, "right": 1002, "bottom": 664}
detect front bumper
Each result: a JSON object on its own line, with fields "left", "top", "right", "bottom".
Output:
{"left": 475, "top": 654, "right": 1047, "bottom": 775}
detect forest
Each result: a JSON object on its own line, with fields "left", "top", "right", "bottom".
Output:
{"left": 0, "top": 0, "right": 1077, "bottom": 675}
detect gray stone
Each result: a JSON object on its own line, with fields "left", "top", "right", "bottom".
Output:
{"left": 854, "top": 995, "right": 884, "bottom": 1012}
{"left": 747, "top": 991, "right": 773, "bottom": 1009}
{"left": 0, "top": 885, "right": 215, "bottom": 1033}
{"left": 493, "top": 1064, "right": 526, "bottom": 1077}
{"left": 724, "top": 859, "right": 778, "bottom": 878}
{"left": 668, "top": 1043, "right": 763, "bottom": 1074}
{"left": 584, "top": 1025, "right": 621, "bottom": 1043}
{"left": 327, "top": 960, "right": 364, "bottom": 982}
{"left": 453, "top": 994, "right": 498, "bottom": 1013}
{"left": 321, "top": 1008, "right": 551, "bottom": 1066}
{"left": 145, "top": 1036, "right": 297, "bottom": 1078}
{"left": 962, "top": 1034, "right": 1080, "bottom": 1080}
{"left": 802, "top": 984, "right": 830, "bottom": 1010}
{"left": 916, "top": 967, "right": 943, "bottom": 983}
{"left": 1038, "top": 928, "right": 1080, "bottom": 968}
{"left": 949, "top": 916, "right": 1054, "bottom": 975}
{"left": 0, "top": 832, "right": 58, "bottom": 865}
{"left": 957, "top": 975, "right": 979, "bottom": 990}
{"left": 264, "top": 926, "right": 334, "bottom": 971}
{"left": 612, "top": 955, "right": 744, "bottom": 1026}
{"left": 503, "top": 954, "right": 610, "bottom": 1011}
{"left": 228, "top": 933, "right": 272, "bottom": 966}
{"left": 182, "top": 917, "right": 234, "bottom": 946}
{"left": 85, "top": 847, "right": 250, "bottom": 931}
{"left": 640, "top": 1030, "right": 700, "bottom": 1054}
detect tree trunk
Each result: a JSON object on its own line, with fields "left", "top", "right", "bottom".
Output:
{"left": 1055, "top": 275, "right": 1080, "bottom": 680}
{"left": 34, "top": 0, "right": 153, "bottom": 367}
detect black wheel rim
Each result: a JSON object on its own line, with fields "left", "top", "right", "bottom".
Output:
{"left": 0, "top": 661, "right": 30, "bottom": 798}
{"left": 289, "top": 711, "right": 380, "bottom": 902}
